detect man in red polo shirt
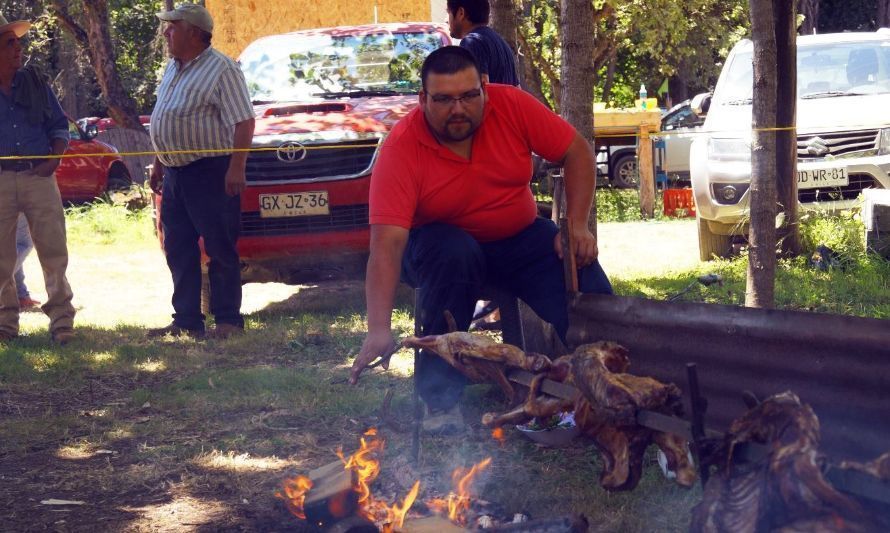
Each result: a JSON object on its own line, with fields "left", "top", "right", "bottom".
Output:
{"left": 349, "top": 46, "right": 611, "bottom": 433}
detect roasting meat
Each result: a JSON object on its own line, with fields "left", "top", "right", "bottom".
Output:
{"left": 690, "top": 391, "right": 875, "bottom": 533}
{"left": 402, "top": 332, "right": 552, "bottom": 373}
{"left": 409, "top": 332, "right": 695, "bottom": 491}
{"left": 568, "top": 342, "right": 691, "bottom": 491}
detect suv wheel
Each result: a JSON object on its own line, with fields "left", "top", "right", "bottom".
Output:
{"left": 697, "top": 216, "right": 733, "bottom": 261}
{"left": 611, "top": 153, "right": 639, "bottom": 189}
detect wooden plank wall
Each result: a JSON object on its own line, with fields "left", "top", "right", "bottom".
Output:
{"left": 206, "top": 0, "right": 434, "bottom": 58}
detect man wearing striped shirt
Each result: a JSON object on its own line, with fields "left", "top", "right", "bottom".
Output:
{"left": 148, "top": 3, "right": 255, "bottom": 339}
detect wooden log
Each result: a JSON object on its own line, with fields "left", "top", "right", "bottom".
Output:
{"left": 637, "top": 129, "right": 655, "bottom": 219}
{"left": 303, "top": 460, "right": 359, "bottom": 527}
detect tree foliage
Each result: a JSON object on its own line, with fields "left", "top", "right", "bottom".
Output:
{"left": 516, "top": 0, "right": 750, "bottom": 109}
{"left": 2, "top": 0, "right": 163, "bottom": 119}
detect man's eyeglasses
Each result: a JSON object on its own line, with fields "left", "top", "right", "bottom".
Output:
{"left": 429, "top": 89, "right": 483, "bottom": 107}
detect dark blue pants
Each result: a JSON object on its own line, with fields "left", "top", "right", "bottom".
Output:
{"left": 402, "top": 217, "right": 612, "bottom": 410}
{"left": 161, "top": 156, "right": 243, "bottom": 330}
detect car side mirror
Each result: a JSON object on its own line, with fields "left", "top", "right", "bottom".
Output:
{"left": 690, "top": 92, "right": 712, "bottom": 117}
{"left": 84, "top": 124, "right": 99, "bottom": 140}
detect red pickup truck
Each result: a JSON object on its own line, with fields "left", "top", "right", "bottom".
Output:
{"left": 152, "top": 23, "right": 450, "bottom": 287}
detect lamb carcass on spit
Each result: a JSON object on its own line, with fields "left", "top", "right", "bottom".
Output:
{"left": 690, "top": 391, "right": 875, "bottom": 533}
{"left": 402, "top": 332, "right": 552, "bottom": 402}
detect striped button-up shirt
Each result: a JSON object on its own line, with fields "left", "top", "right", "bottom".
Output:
{"left": 150, "top": 46, "right": 254, "bottom": 168}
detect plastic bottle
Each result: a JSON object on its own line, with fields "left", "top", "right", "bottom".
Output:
{"left": 639, "top": 84, "right": 648, "bottom": 109}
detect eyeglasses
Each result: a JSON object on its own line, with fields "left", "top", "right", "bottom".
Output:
{"left": 429, "top": 89, "right": 483, "bottom": 108}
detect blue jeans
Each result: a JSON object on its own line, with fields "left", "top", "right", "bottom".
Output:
{"left": 160, "top": 156, "right": 243, "bottom": 330}
{"left": 402, "top": 217, "right": 612, "bottom": 410}
{"left": 14, "top": 213, "right": 33, "bottom": 299}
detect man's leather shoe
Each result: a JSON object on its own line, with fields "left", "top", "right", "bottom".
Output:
{"left": 209, "top": 323, "right": 244, "bottom": 339}
{"left": 146, "top": 323, "right": 205, "bottom": 339}
{"left": 52, "top": 329, "right": 75, "bottom": 345}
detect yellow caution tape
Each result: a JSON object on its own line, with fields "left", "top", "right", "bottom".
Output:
{"left": 0, "top": 124, "right": 870, "bottom": 161}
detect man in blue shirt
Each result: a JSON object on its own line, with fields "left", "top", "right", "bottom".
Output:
{"left": 0, "top": 14, "right": 75, "bottom": 345}
{"left": 447, "top": 0, "right": 519, "bottom": 86}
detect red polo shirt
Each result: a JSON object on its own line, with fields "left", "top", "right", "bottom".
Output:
{"left": 369, "top": 84, "right": 576, "bottom": 242}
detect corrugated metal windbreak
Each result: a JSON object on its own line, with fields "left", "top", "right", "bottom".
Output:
{"left": 566, "top": 294, "right": 890, "bottom": 462}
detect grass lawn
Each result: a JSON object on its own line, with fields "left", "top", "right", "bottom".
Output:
{"left": 1, "top": 198, "right": 887, "bottom": 531}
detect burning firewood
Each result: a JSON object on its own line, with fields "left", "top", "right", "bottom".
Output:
{"left": 690, "top": 391, "right": 877, "bottom": 533}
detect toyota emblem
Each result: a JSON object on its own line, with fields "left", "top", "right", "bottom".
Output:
{"left": 276, "top": 141, "right": 308, "bottom": 162}
{"left": 805, "top": 137, "right": 830, "bottom": 157}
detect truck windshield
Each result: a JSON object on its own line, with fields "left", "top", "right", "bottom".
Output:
{"left": 717, "top": 40, "right": 890, "bottom": 104}
{"left": 240, "top": 30, "right": 444, "bottom": 103}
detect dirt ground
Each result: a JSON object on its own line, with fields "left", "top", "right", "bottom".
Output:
{"left": 3, "top": 219, "right": 700, "bottom": 532}
{"left": 17, "top": 219, "right": 698, "bottom": 329}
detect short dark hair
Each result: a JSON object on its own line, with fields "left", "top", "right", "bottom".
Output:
{"left": 446, "top": 0, "right": 490, "bottom": 24}
{"left": 421, "top": 46, "right": 481, "bottom": 90}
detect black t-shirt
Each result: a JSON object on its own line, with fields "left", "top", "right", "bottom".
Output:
{"left": 459, "top": 26, "right": 519, "bottom": 86}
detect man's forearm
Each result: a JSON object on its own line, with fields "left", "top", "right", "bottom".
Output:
{"left": 562, "top": 135, "right": 597, "bottom": 225}
{"left": 365, "top": 247, "right": 402, "bottom": 333}
{"left": 230, "top": 118, "right": 255, "bottom": 169}
{"left": 50, "top": 137, "right": 68, "bottom": 156}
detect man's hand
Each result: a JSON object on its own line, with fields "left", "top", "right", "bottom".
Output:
{"left": 33, "top": 158, "right": 60, "bottom": 177}
{"left": 224, "top": 166, "right": 246, "bottom": 196}
{"left": 149, "top": 163, "right": 164, "bottom": 194}
{"left": 554, "top": 224, "right": 599, "bottom": 268}
{"left": 349, "top": 330, "right": 398, "bottom": 385}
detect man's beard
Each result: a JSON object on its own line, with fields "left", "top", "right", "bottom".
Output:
{"left": 439, "top": 114, "right": 478, "bottom": 142}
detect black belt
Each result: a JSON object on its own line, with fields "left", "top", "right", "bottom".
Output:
{"left": 0, "top": 159, "right": 36, "bottom": 172}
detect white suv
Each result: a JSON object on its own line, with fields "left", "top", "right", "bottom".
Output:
{"left": 690, "top": 30, "right": 890, "bottom": 260}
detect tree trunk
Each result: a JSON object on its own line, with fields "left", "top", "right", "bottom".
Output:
{"left": 559, "top": 0, "right": 596, "bottom": 234}
{"left": 51, "top": 0, "right": 152, "bottom": 183}
{"left": 164, "top": 0, "right": 174, "bottom": 10}
{"left": 797, "top": 0, "right": 819, "bottom": 35}
{"left": 51, "top": 0, "right": 145, "bottom": 132}
{"left": 879, "top": 0, "right": 890, "bottom": 28}
{"left": 746, "top": 0, "right": 781, "bottom": 308}
{"left": 490, "top": 0, "right": 519, "bottom": 56}
{"left": 776, "top": 0, "right": 800, "bottom": 257}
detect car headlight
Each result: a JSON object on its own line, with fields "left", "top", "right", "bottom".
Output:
{"left": 708, "top": 138, "right": 751, "bottom": 162}
{"left": 878, "top": 128, "right": 890, "bottom": 155}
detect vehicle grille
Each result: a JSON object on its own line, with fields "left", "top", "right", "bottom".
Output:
{"left": 246, "top": 139, "right": 380, "bottom": 183}
{"left": 798, "top": 173, "right": 879, "bottom": 203}
{"left": 240, "top": 205, "right": 369, "bottom": 236}
{"left": 797, "top": 129, "right": 879, "bottom": 160}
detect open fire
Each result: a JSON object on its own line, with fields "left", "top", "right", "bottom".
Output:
{"left": 276, "top": 428, "right": 491, "bottom": 532}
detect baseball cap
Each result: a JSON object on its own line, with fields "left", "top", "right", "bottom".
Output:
{"left": 156, "top": 3, "right": 213, "bottom": 34}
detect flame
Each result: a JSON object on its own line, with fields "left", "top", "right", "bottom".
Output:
{"left": 491, "top": 427, "right": 505, "bottom": 444}
{"left": 275, "top": 475, "right": 313, "bottom": 519}
{"left": 427, "top": 457, "right": 492, "bottom": 524}
{"left": 337, "top": 428, "right": 383, "bottom": 506}
{"left": 381, "top": 480, "right": 421, "bottom": 532}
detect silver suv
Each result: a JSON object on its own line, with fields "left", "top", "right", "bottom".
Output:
{"left": 690, "top": 30, "right": 890, "bottom": 260}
